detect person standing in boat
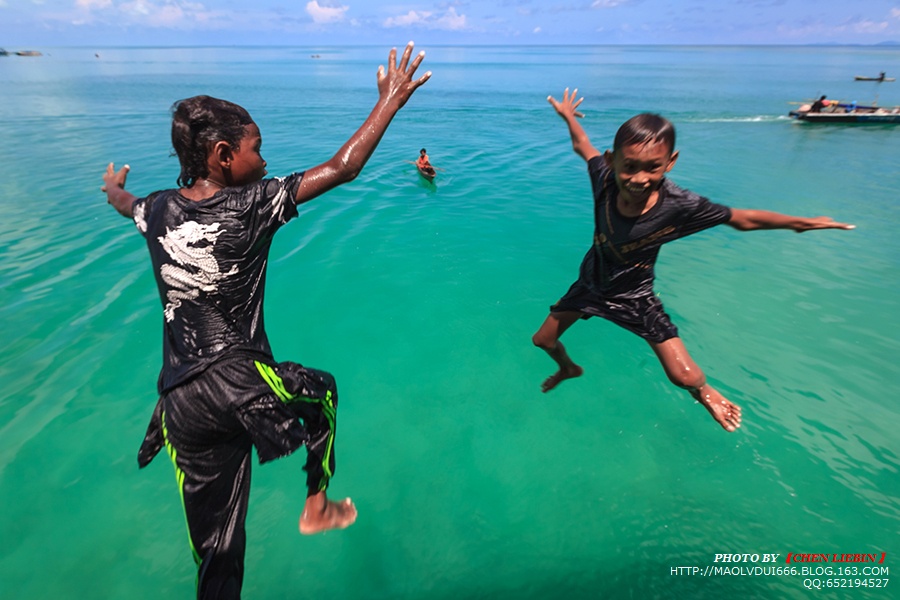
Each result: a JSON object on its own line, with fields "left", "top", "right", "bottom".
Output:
{"left": 810, "top": 95, "right": 828, "bottom": 112}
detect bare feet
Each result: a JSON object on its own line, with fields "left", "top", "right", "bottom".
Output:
{"left": 299, "top": 491, "right": 357, "bottom": 535}
{"left": 541, "top": 364, "right": 584, "bottom": 393}
{"left": 694, "top": 386, "right": 742, "bottom": 432}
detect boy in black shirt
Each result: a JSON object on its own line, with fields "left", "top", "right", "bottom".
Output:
{"left": 533, "top": 88, "right": 854, "bottom": 432}
{"left": 102, "top": 43, "right": 430, "bottom": 599}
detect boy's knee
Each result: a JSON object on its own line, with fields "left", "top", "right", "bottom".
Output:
{"left": 532, "top": 332, "right": 552, "bottom": 350}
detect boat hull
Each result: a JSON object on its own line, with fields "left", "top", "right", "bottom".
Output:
{"left": 789, "top": 110, "right": 900, "bottom": 123}
{"left": 789, "top": 101, "right": 900, "bottom": 124}
{"left": 417, "top": 165, "right": 436, "bottom": 181}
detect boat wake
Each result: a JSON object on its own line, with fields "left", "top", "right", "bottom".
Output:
{"left": 688, "top": 115, "right": 784, "bottom": 123}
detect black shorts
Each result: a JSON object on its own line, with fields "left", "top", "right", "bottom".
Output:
{"left": 551, "top": 281, "right": 679, "bottom": 343}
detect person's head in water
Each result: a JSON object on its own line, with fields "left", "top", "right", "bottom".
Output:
{"left": 170, "top": 95, "right": 266, "bottom": 188}
{"left": 604, "top": 113, "right": 679, "bottom": 205}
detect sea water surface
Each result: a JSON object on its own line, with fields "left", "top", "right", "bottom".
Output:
{"left": 1, "top": 45, "right": 898, "bottom": 599}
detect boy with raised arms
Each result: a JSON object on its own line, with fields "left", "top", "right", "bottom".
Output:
{"left": 533, "top": 88, "right": 853, "bottom": 432}
{"left": 102, "top": 43, "right": 430, "bottom": 599}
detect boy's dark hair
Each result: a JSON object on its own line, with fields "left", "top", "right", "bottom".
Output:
{"left": 614, "top": 113, "right": 676, "bottom": 155}
{"left": 420, "top": 148, "right": 427, "bottom": 154}
{"left": 171, "top": 95, "right": 255, "bottom": 188}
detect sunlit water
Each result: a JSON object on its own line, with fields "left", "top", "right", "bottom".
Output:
{"left": 1, "top": 45, "right": 898, "bottom": 599}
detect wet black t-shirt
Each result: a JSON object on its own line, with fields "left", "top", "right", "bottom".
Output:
{"left": 133, "top": 174, "right": 303, "bottom": 393}
{"left": 578, "top": 156, "right": 732, "bottom": 299}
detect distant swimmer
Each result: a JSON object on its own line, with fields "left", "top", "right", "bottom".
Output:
{"left": 532, "top": 87, "right": 854, "bottom": 433}
{"left": 416, "top": 147, "right": 436, "bottom": 180}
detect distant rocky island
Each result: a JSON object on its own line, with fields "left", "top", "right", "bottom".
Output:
{"left": 0, "top": 49, "right": 43, "bottom": 56}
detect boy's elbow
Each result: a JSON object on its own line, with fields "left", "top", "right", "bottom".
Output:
{"left": 332, "top": 156, "right": 363, "bottom": 184}
{"left": 342, "top": 165, "right": 363, "bottom": 183}
{"left": 727, "top": 210, "right": 756, "bottom": 231}
{"left": 726, "top": 219, "right": 752, "bottom": 231}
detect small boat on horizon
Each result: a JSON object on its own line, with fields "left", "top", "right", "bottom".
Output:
{"left": 854, "top": 72, "right": 895, "bottom": 82}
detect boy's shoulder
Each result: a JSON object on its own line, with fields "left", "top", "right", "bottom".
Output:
{"left": 587, "top": 154, "right": 607, "bottom": 174}
{"left": 659, "top": 178, "right": 732, "bottom": 224}
{"left": 661, "top": 177, "right": 713, "bottom": 207}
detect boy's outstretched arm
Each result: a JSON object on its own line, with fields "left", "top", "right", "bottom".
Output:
{"left": 102, "top": 163, "right": 137, "bottom": 219}
{"left": 727, "top": 209, "right": 855, "bottom": 232}
{"left": 547, "top": 88, "right": 601, "bottom": 162}
{"left": 295, "top": 42, "right": 431, "bottom": 205}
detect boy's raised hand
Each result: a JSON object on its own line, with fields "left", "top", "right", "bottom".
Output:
{"left": 793, "top": 216, "right": 855, "bottom": 232}
{"left": 102, "top": 162, "right": 137, "bottom": 218}
{"left": 293, "top": 42, "right": 431, "bottom": 205}
{"left": 102, "top": 162, "right": 130, "bottom": 194}
{"left": 548, "top": 87, "right": 600, "bottom": 161}
{"left": 548, "top": 87, "right": 585, "bottom": 119}
{"left": 728, "top": 209, "right": 855, "bottom": 232}
{"left": 377, "top": 41, "right": 431, "bottom": 109}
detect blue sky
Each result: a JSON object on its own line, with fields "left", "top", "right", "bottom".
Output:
{"left": 2, "top": 0, "right": 900, "bottom": 46}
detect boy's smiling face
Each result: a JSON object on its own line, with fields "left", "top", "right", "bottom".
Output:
{"left": 605, "top": 140, "right": 678, "bottom": 207}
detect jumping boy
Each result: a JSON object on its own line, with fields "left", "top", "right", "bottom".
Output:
{"left": 532, "top": 88, "right": 854, "bottom": 432}
{"left": 101, "top": 43, "right": 430, "bottom": 598}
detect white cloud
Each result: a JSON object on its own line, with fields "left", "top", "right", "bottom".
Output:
{"left": 383, "top": 6, "right": 467, "bottom": 31}
{"left": 115, "top": 0, "right": 209, "bottom": 27}
{"left": 850, "top": 19, "right": 888, "bottom": 34}
{"left": 76, "top": 0, "right": 112, "bottom": 8}
{"left": 891, "top": 8, "right": 900, "bottom": 19}
{"left": 775, "top": 16, "right": 894, "bottom": 40}
{"left": 67, "top": 0, "right": 230, "bottom": 29}
{"left": 435, "top": 6, "right": 466, "bottom": 30}
{"left": 533, "top": 26, "right": 541, "bottom": 33}
{"left": 305, "top": 0, "right": 348, "bottom": 24}
{"left": 384, "top": 9, "right": 431, "bottom": 27}
{"left": 592, "top": 0, "right": 628, "bottom": 7}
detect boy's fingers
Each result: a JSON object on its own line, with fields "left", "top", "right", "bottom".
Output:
{"left": 387, "top": 47, "right": 397, "bottom": 71}
{"left": 399, "top": 41, "right": 413, "bottom": 71}
{"left": 409, "top": 50, "right": 425, "bottom": 74}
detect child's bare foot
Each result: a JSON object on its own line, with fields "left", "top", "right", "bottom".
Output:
{"left": 541, "top": 364, "right": 584, "bottom": 392}
{"left": 695, "top": 388, "right": 742, "bottom": 432}
{"left": 299, "top": 491, "right": 357, "bottom": 535}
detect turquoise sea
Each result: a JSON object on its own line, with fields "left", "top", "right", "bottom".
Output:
{"left": 1, "top": 45, "right": 898, "bottom": 599}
